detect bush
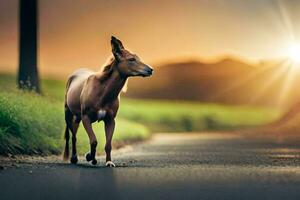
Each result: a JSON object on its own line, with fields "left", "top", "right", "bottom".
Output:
{"left": 0, "top": 91, "right": 63, "bottom": 155}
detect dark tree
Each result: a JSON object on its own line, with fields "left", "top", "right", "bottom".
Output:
{"left": 18, "top": 0, "right": 40, "bottom": 92}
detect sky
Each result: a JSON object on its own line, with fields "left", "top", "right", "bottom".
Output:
{"left": 1, "top": 0, "right": 300, "bottom": 77}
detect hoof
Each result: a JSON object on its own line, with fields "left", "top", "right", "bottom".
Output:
{"left": 92, "top": 159, "right": 97, "bottom": 165}
{"left": 70, "top": 155, "right": 78, "bottom": 164}
{"left": 85, "top": 153, "right": 97, "bottom": 165}
{"left": 106, "top": 161, "right": 116, "bottom": 167}
{"left": 85, "top": 152, "right": 93, "bottom": 162}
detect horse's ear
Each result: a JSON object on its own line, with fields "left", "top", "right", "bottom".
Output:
{"left": 111, "top": 36, "right": 124, "bottom": 61}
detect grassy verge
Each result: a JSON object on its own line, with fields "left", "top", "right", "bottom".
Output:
{"left": 119, "top": 99, "right": 280, "bottom": 132}
{"left": 0, "top": 91, "right": 63, "bottom": 155}
{"left": 0, "top": 91, "right": 149, "bottom": 155}
{"left": 0, "top": 73, "right": 280, "bottom": 155}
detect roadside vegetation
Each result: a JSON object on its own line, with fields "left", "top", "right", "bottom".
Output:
{"left": 119, "top": 99, "right": 278, "bottom": 132}
{"left": 0, "top": 73, "right": 280, "bottom": 155}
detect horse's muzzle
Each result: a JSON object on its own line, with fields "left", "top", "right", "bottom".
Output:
{"left": 142, "top": 66, "right": 153, "bottom": 77}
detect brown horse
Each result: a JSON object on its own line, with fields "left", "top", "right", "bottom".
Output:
{"left": 63, "top": 36, "right": 153, "bottom": 167}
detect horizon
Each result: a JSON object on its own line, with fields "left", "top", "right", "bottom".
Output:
{"left": 0, "top": 53, "right": 296, "bottom": 79}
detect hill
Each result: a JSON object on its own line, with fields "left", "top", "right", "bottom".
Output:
{"left": 124, "top": 58, "right": 300, "bottom": 108}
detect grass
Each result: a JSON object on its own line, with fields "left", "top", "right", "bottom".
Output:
{"left": 119, "top": 99, "right": 279, "bottom": 132}
{"left": 0, "top": 90, "right": 150, "bottom": 155}
{"left": 0, "top": 91, "right": 63, "bottom": 155}
{"left": 0, "top": 73, "right": 65, "bottom": 100}
{"left": 0, "top": 73, "right": 280, "bottom": 155}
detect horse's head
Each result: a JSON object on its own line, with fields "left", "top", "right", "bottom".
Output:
{"left": 111, "top": 36, "right": 153, "bottom": 77}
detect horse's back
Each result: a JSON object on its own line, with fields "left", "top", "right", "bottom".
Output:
{"left": 66, "top": 68, "right": 94, "bottom": 114}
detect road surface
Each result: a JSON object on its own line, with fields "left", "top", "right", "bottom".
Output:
{"left": 1, "top": 132, "right": 300, "bottom": 200}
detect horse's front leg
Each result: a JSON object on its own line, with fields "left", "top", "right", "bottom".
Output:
{"left": 82, "top": 115, "right": 98, "bottom": 165}
{"left": 104, "top": 118, "right": 116, "bottom": 167}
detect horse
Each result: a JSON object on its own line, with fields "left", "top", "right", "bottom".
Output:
{"left": 63, "top": 36, "right": 153, "bottom": 167}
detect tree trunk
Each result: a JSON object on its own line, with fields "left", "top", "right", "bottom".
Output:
{"left": 18, "top": 0, "right": 40, "bottom": 93}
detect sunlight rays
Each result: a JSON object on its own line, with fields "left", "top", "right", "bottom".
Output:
{"left": 209, "top": 60, "right": 287, "bottom": 102}
{"left": 276, "top": 0, "right": 295, "bottom": 41}
{"left": 271, "top": 0, "right": 300, "bottom": 107}
{"left": 276, "top": 62, "right": 299, "bottom": 106}
{"left": 212, "top": 0, "right": 300, "bottom": 107}
{"left": 248, "top": 60, "right": 290, "bottom": 103}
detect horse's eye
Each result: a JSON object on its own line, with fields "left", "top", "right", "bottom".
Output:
{"left": 128, "top": 58, "right": 136, "bottom": 62}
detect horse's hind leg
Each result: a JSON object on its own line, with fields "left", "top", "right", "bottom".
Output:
{"left": 70, "top": 116, "right": 80, "bottom": 164}
{"left": 82, "top": 115, "right": 98, "bottom": 165}
{"left": 63, "top": 105, "right": 73, "bottom": 161}
{"left": 64, "top": 105, "right": 80, "bottom": 164}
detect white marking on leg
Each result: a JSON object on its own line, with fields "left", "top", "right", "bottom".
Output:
{"left": 97, "top": 109, "right": 106, "bottom": 120}
{"left": 106, "top": 161, "right": 116, "bottom": 167}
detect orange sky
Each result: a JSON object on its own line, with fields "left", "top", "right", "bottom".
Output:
{"left": 1, "top": 0, "right": 300, "bottom": 77}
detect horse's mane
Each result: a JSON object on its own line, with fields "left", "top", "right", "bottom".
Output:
{"left": 101, "top": 56, "right": 115, "bottom": 74}
{"left": 100, "top": 56, "right": 128, "bottom": 93}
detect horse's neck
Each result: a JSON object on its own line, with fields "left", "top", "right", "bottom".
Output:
{"left": 99, "top": 67, "right": 127, "bottom": 103}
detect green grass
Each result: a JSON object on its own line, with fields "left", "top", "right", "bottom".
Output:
{"left": 119, "top": 99, "right": 279, "bottom": 132}
{"left": 0, "top": 91, "right": 63, "bottom": 155}
{"left": 0, "top": 90, "right": 149, "bottom": 155}
{"left": 0, "top": 73, "right": 66, "bottom": 100}
{"left": 0, "top": 73, "right": 280, "bottom": 155}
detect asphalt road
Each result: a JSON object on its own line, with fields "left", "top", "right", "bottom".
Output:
{"left": 1, "top": 132, "right": 300, "bottom": 200}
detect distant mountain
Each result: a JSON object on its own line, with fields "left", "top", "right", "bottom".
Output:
{"left": 124, "top": 57, "right": 300, "bottom": 107}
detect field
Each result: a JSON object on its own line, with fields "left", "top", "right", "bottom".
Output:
{"left": 0, "top": 73, "right": 280, "bottom": 155}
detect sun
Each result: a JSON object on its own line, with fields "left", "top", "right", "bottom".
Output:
{"left": 287, "top": 43, "right": 300, "bottom": 63}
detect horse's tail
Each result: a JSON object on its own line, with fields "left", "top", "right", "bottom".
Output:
{"left": 63, "top": 104, "right": 72, "bottom": 161}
